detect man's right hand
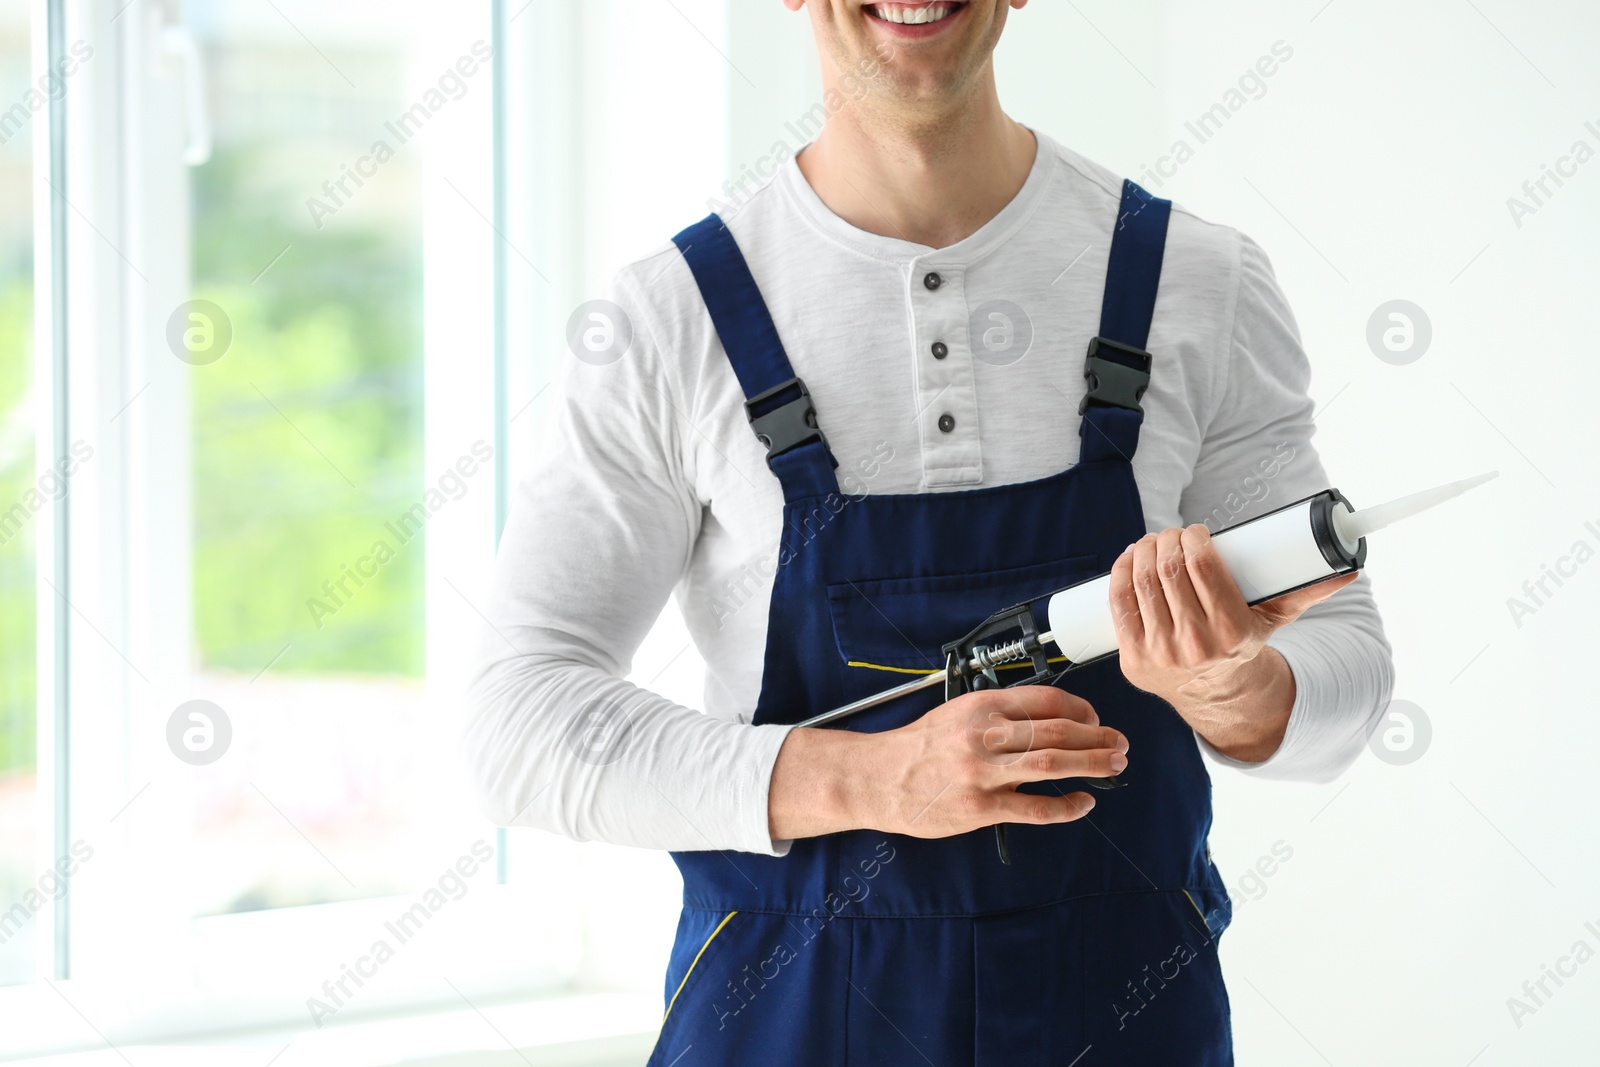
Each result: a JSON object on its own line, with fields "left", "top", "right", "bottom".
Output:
{"left": 767, "top": 686, "right": 1129, "bottom": 843}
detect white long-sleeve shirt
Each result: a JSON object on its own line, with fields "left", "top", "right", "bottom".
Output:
{"left": 463, "top": 130, "right": 1395, "bottom": 856}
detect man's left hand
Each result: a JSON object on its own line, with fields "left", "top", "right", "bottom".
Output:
{"left": 1107, "top": 523, "right": 1358, "bottom": 762}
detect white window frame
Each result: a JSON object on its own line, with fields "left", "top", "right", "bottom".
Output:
{"left": 3, "top": 0, "right": 588, "bottom": 1054}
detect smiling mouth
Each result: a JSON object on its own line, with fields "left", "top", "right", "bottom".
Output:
{"left": 865, "top": 2, "right": 967, "bottom": 26}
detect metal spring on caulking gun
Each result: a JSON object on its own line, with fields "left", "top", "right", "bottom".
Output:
{"left": 970, "top": 638, "right": 1033, "bottom": 675}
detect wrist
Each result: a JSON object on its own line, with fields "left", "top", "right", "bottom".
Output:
{"left": 1179, "top": 648, "right": 1294, "bottom": 763}
{"left": 768, "top": 725, "right": 877, "bottom": 841}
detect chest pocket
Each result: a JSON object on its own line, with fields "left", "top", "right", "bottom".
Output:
{"left": 824, "top": 555, "right": 1099, "bottom": 676}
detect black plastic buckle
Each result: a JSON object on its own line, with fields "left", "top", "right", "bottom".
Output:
{"left": 745, "top": 377, "right": 827, "bottom": 462}
{"left": 1080, "top": 336, "right": 1152, "bottom": 415}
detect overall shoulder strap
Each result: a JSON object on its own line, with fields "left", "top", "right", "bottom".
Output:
{"left": 1078, "top": 179, "right": 1171, "bottom": 464}
{"left": 672, "top": 214, "right": 839, "bottom": 500}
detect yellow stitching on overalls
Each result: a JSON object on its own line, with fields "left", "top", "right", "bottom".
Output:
{"left": 1181, "top": 890, "right": 1210, "bottom": 928}
{"left": 845, "top": 656, "right": 1068, "bottom": 675}
{"left": 662, "top": 910, "right": 738, "bottom": 1023}
{"left": 845, "top": 661, "right": 941, "bottom": 675}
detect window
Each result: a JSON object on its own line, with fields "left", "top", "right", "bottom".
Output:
{"left": 1, "top": 0, "right": 579, "bottom": 1048}
{"left": 1, "top": 0, "right": 740, "bottom": 1054}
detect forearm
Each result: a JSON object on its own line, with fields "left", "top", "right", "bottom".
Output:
{"left": 465, "top": 650, "right": 794, "bottom": 853}
{"left": 1173, "top": 646, "right": 1295, "bottom": 764}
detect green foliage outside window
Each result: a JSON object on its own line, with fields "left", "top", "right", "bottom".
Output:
{"left": 189, "top": 146, "right": 425, "bottom": 679}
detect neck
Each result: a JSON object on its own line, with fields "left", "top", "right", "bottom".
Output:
{"left": 795, "top": 70, "right": 1036, "bottom": 250}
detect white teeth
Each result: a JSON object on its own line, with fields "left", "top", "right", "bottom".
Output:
{"left": 870, "top": 3, "right": 958, "bottom": 26}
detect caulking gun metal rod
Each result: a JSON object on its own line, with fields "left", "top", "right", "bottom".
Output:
{"left": 796, "top": 630, "right": 1060, "bottom": 729}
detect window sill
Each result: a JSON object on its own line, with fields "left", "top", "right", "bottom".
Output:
{"left": 2, "top": 991, "right": 662, "bottom": 1067}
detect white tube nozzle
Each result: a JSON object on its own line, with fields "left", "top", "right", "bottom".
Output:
{"left": 1331, "top": 471, "right": 1499, "bottom": 548}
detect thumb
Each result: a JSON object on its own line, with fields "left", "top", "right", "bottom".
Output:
{"left": 1251, "top": 570, "right": 1360, "bottom": 627}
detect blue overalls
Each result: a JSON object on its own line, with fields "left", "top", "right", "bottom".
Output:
{"left": 651, "top": 181, "right": 1235, "bottom": 1066}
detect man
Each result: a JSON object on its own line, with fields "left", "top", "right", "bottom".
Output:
{"left": 465, "top": 1, "right": 1394, "bottom": 1063}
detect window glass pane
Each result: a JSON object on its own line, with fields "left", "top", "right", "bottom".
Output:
{"left": 190, "top": 52, "right": 423, "bottom": 681}
{"left": 0, "top": 0, "right": 34, "bottom": 988}
{"left": 171, "top": 0, "right": 488, "bottom": 917}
